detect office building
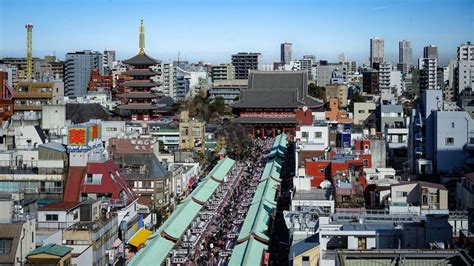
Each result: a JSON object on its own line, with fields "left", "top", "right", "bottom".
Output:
{"left": 315, "top": 62, "right": 347, "bottom": 86}
{"left": 363, "top": 68, "right": 379, "bottom": 94}
{"left": 64, "top": 50, "right": 103, "bottom": 97}
{"left": 231, "top": 52, "right": 261, "bottom": 80}
{"left": 399, "top": 40, "right": 412, "bottom": 75}
{"left": 370, "top": 37, "right": 384, "bottom": 67}
{"left": 209, "top": 79, "right": 247, "bottom": 104}
{"left": 281, "top": 42, "right": 292, "bottom": 64}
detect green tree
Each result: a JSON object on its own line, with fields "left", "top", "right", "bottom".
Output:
{"left": 348, "top": 91, "right": 366, "bottom": 112}
{"left": 308, "top": 83, "right": 326, "bottom": 100}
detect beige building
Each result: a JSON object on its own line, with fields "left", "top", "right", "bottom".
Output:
{"left": 390, "top": 181, "right": 448, "bottom": 210}
{"left": 14, "top": 81, "right": 64, "bottom": 113}
{"left": 353, "top": 102, "right": 377, "bottom": 126}
{"left": 325, "top": 84, "right": 348, "bottom": 108}
{"left": 179, "top": 111, "right": 205, "bottom": 151}
{"left": 290, "top": 243, "right": 320, "bottom": 266}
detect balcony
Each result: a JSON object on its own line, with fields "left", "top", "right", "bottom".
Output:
{"left": 415, "top": 132, "right": 424, "bottom": 142}
{"left": 415, "top": 147, "right": 425, "bottom": 155}
{"left": 14, "top": 91, "right": 52, "bottom": 99}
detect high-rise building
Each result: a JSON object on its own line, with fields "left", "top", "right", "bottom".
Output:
{"left": 423, "top": 45, "right": 439, "bottom": 61}
{"left": 398, "top": 40, "right": 412, "bottom": 75}
{"left": 231, "top": 52, "right": 261, "bottom": 80}
{"left": 315, "top": 62, "right": 347, "bottom": 87}
{"left": 399, "top": 40, "right": 412, "bottom": 65}
{"left": 370, "top": 37, "right": 384, "bottom": 67}
{"left": 280, "top": 42, "right": 292, "bottom": 64}
{"left": 64, "top": 50, "right": 103, "bottom": 96}
{"left": 457, "top": 42, "right": 474, "bottom": 96}
{"left": 103, "top": 50, "right": 116, "bottom": 70}
{"left": 418, "top": 58, "right": 438, "bottom": 90}
{"left": 363, "top": 69, "right": 379, "bottom": 95}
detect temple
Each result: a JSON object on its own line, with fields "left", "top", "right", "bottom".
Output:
{"left": 232, "top": 70, "right": 324, "bottom": 137}
{"left": 117, "top": 20, "right": 164, "bottom": 121}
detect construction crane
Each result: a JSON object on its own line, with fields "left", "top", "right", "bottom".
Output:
{"left": 25, "top": 24, "right": 33, "bottom": 81}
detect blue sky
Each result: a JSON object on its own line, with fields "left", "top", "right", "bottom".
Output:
{"left": 1, "top": 0, "right": 473, "bottom": 65}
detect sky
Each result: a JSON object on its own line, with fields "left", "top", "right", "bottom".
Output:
{"left": 1, "top": 0, "right": 473, "bottom": 66}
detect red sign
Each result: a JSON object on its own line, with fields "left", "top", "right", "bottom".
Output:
{"left": 69, "top": 128, "right": 87, "bottom": 146}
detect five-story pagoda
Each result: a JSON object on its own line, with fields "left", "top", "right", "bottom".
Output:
{"left": 117, "top": 20, "right": 163, "bottom": 121}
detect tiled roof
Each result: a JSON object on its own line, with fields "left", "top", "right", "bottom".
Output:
{"left": 66, "top": 103, "right": 110, "bottom": 124}
{"left": 233, "top": 89, "right": 322, "bottom": 109}
{"left": 39, "top": 201, "right": 81, "bottom": 212}
{"left": 123, "top": 53, "right": 158, "bottom": 66}
{"left": 229, "top": 238, "right": 268, "bottom": 266}
{"left": 28, "top": 244, "right": 72, "bottom": 257}
{"left": 63, "top": 166, "right": 86, "bottom": 202}
{"left": 116, "top": 92, "right": 159, "bottom": 99}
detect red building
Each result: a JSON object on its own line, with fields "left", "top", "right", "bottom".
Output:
{"left": 232, "top": 71, "right": 323, "bottom": 138}
{"left": 88, "top": 68, "right": 113, "bottom": 92}
{"left": 64, "top": 159, "right": 136, "bottom": 207}
{"left": 0, "top": 71, "right": 13, "bottom": 122}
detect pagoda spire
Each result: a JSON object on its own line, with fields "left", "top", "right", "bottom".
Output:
{"left": 139, "top": 19, "right": 145, "bottom": 55}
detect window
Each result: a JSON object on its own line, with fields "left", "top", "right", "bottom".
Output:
{"left": 86, "top": 174, "right": 93, "bottom": 183}
{"left": 358, "top": 110, "right": 365, "bottom": 113}
{"left": 301, "top": 132, "right": 309, "bottom": 138}
{"left": 396, "top": 191, "right": 408, "bottom": 197}
{"left": 314, "top": 132, "right": 322, "bottom": 139}
{"left": 451, "top": 122, "right": 455, "bottom": 128}
{"left": 445, "top": 137, "right": 454, "bottom": 146}
{"left": 302, "top": 256, "right": 310, "bottom": 266}
{"left": 0, "top": 239, "right": 12, "bottom": 254}
{"left": 46, "top": 214, "right": 59, "bottom": 221}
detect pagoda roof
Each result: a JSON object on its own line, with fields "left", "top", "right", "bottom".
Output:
{"left": 122, "top": 69, "right": 157, "bottom": 76}
{"left": 117, "top": 92, "right": 160, "bottom": 99}
{"left": 122, "top": 81, "right": 157, "bottom": 88}
{"left": 232, "top": 89, "right": 323, "bottom": 109}
{"left": 117, "top": 103, "right": 165, "bottom": 110}
{"left": 234, "top": 116, "right": 297, "bottom": 124}
{"left": 123, "top": 53, "right": 158, "bottom": 66}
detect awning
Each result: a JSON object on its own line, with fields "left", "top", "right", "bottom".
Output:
{"left": 128, "top": 228, "right": 152, "bottom": 248}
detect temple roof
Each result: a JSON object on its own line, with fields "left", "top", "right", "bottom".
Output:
{"left": 116, "top": 92, "right": 160, "bottom": 99}
{"left": 123, "top": 53, "right": 158, "bottom": 66}
{"left": 122, "top": 80, "right": 157, "bottom": 88}
{"left": 232, "top": 89, "right": 323, "bottom": 109}
{"left": 117, "top": 103, "right": 165, "bottom": 110}
{"left": 122, "top": 69, "right": 157, "bottom": 76}
{"left": 234, "top": 116, "right": 297, "bottom": 124}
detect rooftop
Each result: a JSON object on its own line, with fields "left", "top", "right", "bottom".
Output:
{"left": 39, "top": 201, "right": 81, "bottom": 212}
{"left": 28, "top": 244, "right": 72, "bottom": 257}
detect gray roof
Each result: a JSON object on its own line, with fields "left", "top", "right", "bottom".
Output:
{"left": 381, "top": 104, "right": 403, "bottom": 113}
{"left": 116, "top": 92, "right": 159, "bottom": 99}
{"left": 39, "top": 142, "right": 66, "bottom": 153}
{"left": 66, "top": 103, "right": 110, "bottom": 124}
{"left": 122, "top": 69, "right": 157, "bottom": 76}
{"left": 122, "top": 154, "right": 169, "bottom": 179}
{"left": 289, "top": 234, "right": 319, "bottom": 259}
{"left": 123, "top": 53, "right": 158, "bottom": 66}
{"left": 122, "top": 81, "right": 157, "bottom": 88}
{"left": 232, "top": 89, "right": 322, "bottom": 109}
{"left": 248, "top": 70, "right": 308, "bottom": 94}
{"left": 342, "top": 223, "right": 396, "bottom": 231}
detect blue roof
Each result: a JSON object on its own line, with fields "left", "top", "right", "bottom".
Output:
{"left": 289, "top": 234, "right": 319, "bottom": 259}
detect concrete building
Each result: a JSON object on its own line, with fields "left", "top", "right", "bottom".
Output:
{"left": 64, "top": 50, "right": 103, "bottom": 97}
{"left": 456, "top": 173, "right": 474, "bottom": 210}
{"left": 0, "top": 220, "right": 36, "bottom": 265}
{"left": 457, "top": 42, "right": 474, "bottom": 96}
{"left": 370, "top": 37, "right": 384, "bottom": 67}
{"left": 315, "top": 63, "right": 347, "bottom": 87}
{"left": 26, "top": 244, "right": 72, "bottom": 266}
{"left": 211, "top": 64, "right": 234, "bottom": 82}
{"left": 103, "top": 50, "right": 116, "bottom": 71}
{"left": 409, "top": 89, "right": 474, "bottom": 174}
{"left": 353, "top": 102, "right": 376, "bottom": 126}
{"left": 13, "top": 81, "right": 64, "bottom": 117}
{"left": 418, "top": 57, "right": 438, "bottom": 90}
{"left": 390, "top": 181, "right": 448, "bottom": 210}
{"left": 399, "top": 40, "right": 412, "bottom": 75}
{"left": 231, "top": 52, "right": 261, "bottom": 80}
{"left": 281, "top": 42, "right": 292, "bottom": 64}
{"left": 424, "top": 45, "right": 439, "bottom": 61}
{"left": 209, "top": 79, "right": 247, "bottom": 104}
{"left": 179, "top": 111, "right": 205, "bottom": 151}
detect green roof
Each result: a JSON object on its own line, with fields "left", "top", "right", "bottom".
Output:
{"left": 157, "top": 128, "right": 179, "bottom": 133}
{"left": 228, "top": 238, "right": 268, "bottom": 266}
{"left": 28, "top": 244, "right": 72, "bottom": 257}
{"left": 261, "top": 160, "right": 282, "bottom": 182}
{"left": 128, "top": 156, "right": 236, "bottom": 265}
{"left": 128, "top": 236, "right": 174, "bottom": 266}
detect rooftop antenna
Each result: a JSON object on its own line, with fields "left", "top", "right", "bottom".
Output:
{"left": 139, "top": 19, "right": 145, "bottom": 55}
{"left": 25, "top": 24, "right": 33, "bottom": 81}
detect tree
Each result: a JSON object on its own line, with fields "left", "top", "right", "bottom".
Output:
{"left": 348, "top": 91, "right": 366, "bottom": 112}
{"left": 308, "top": 83, "right": 326, "bottom": 100}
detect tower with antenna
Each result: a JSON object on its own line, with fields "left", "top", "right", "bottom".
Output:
{"left": 25, "top": 24, "right": 33, "bottom": 81}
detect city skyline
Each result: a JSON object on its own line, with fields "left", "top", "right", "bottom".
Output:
{"left": 1, "top": 0, "right": 473, "bottom": 65}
